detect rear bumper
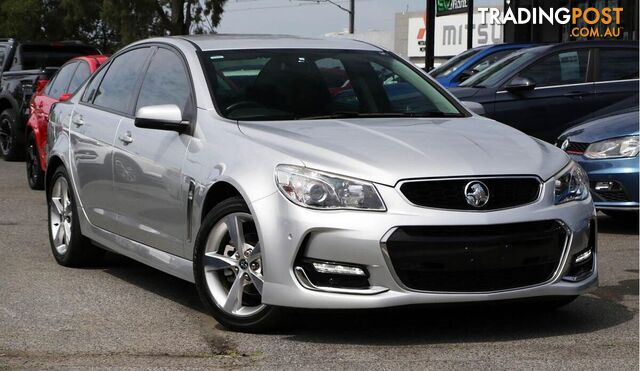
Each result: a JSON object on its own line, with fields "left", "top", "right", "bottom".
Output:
{"left": 254, "top": 178, "right": 597, "bottom": 309}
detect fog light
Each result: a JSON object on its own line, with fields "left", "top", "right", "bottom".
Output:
{"left": 594, "top": 182, "right": 613, "bottom": 191}
{"left": 574, "top": 249, "right": 592, "bottom": 264}
{"left": 312, "top": 262, "right": 366, "bottom": 276}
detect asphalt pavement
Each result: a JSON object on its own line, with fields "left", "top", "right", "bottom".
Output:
{"left": 0, "top": 160, "right": 637, "bottom": 370}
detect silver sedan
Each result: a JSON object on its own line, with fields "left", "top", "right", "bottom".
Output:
{"left": 46, "top": 35, "right": 597, "bottom": 332}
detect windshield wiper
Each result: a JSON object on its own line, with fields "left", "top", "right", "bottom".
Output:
{"left": 297, "top": 111, "right": 462, "bottom": 120}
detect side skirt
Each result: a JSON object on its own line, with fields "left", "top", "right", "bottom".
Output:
{"left": 80, "top": 216, "right": 195, "bottom": 283}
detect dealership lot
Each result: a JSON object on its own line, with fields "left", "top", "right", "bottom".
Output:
{"left": 0, "top": 160, "right": 637, "bottom": 369}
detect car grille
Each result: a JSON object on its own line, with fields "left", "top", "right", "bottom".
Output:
{"left": 399, "top": 177, "right": 541, "bottom": 210}
{"left": 594, "top": 189, "right": 630, "bottom": 202}
{"left": 383, "top": 221, "right": 567, "bottom": 292}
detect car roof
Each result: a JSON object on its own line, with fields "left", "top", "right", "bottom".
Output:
{"left": 175, "top": 34, "right": 382, "bottom": 52}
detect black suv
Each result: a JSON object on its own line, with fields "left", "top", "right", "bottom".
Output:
{"left": 449, "top": 41, "right": 639, "bottom": 143}
{"left": 0, "top": 39, "right": 99, "bottom": 160}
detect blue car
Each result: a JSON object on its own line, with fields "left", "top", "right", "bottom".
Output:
{"left": 430, "top": 43, "right": 536, "bottom": 88}
{"left": 557, "top": 107, "right": 639, "bottom": 217}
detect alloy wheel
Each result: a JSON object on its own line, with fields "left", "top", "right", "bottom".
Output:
{"left": 49, "top": 176, "right": 73, "bottom": 255}
{"left": 203, "top": 212, "right": 265, "bottom": 317}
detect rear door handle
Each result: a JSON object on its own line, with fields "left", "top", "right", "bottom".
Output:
{"left": 119, "top": 131, "right": 134, "bottom": 145}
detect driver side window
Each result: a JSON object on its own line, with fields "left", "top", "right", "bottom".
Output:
{"left": 135, "top": 48, "right": 193, "bottom": 118}
{"left": 513, "top": 49, "right": 589, "bottom": 88}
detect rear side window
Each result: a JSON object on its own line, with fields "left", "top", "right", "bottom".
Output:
{"left": 81, "top": 66, "right": 107, "bottom": 103}
{"left": 67, "top": 61, "right": 91, "bottom": 93}
{"left": 93, "top": 48, "right": 150, "bottom": 113}
{"left": 598, "top": 49, "right": 639, "bottom": 81}
{"left": 516, "top": 49, "right": 589, "bottom": 87}
{"left": 135, "top": 48, "right": 192, "bottom": 116}
{"left": 46, "top": 62, "right": 78, "bottom": 99}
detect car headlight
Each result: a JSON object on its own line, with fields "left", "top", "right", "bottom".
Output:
{"left": 584, "top": 135, "right": 639, "bottom": 159}
{"left": 554, "top": 161, "right": 590, "bottom": 204}
{"left": 275, "top": 165, "right": 385, "bottom": 211}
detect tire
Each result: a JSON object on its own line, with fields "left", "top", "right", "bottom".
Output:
{"left": 194, "top": 196, "right": 281, "bottom": 332}
{"left": 0, "top": 109, "right": 24, "bottom": 161}
{"left": 26, "top": 131, "right": 45, "bottom": 190}
{"left": 47, "top": 166, "right": 101, "bottom": 267}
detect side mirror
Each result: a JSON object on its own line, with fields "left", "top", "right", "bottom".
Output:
{"left": 58, "top": 93, "right": 73, "bottom": 102}
{"left": 505, "top": 76, "right": 536, "bottom": 92}
{"left": 134, "top": 104, "right": 188, "bottom": 132}
{"left": 461, "top": 101, "right": 485, "bottom": 116}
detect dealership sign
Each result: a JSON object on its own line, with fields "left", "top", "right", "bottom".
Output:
{"left": 437, "top": 0, "right": 468, "bottom": 16}
{"left": 408, "top": 9, "right": 503, "bottom": 58}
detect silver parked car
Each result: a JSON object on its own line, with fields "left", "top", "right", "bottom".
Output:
{"left": 47, "top": 35, "right": 597, "bottom": 332}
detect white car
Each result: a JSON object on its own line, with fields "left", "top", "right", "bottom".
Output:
{"left": 46, "top": 35, "right": 597, "bottom": 332}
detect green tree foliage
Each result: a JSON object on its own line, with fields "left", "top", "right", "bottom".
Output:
{"left": 0, "top": 0, "right": 228, "bottom": 52}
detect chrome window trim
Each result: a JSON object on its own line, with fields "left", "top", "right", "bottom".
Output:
{"left": 396, "top": 175, "right": 543, "bottom": 212}
{"left": 379, "top": 220, "right": 573, "bottom": 295}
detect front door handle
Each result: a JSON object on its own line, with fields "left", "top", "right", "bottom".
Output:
{"left": 119, "top": 131, "right": 134, "bottom": 145}
{"left": 71, "top": 114, "right": 84, "bottom": 127}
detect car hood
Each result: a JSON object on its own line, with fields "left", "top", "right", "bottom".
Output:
{"left": 238, "top": 117, "right": 568, "bottom": 186}
{"left": 559, "top": 110, "right": 639, "bottom": 144}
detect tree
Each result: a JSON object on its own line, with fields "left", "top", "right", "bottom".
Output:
{"left": 0, "top": 0, "right": 228, "bottom": 52}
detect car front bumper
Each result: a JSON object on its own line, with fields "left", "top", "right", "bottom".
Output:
{"left": 571, "top": 155, "right": 639, "bottom": 210}
{"left": 252, "top": 178, "right": 597, "bottom": 309}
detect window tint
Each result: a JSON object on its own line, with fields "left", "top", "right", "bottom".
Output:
{"left": 430, "top": 48, "right": 481, "bottom": 78}
{"left": 135, "top": 48, "right": 191, "bottom": 115}
{"left": 81, "top": 65, "right": 107, "bottom": 103}
{"left": 47, "top": 62, "right": 78, "bottom": 98}
{"left": 93, "top": 48, "right": 150, "bottom": 113}
{"left": 461, "top": 49, "right": 514, "bottom": 79}
{"left": 315, "top": 58, "right": 359, "bottom": 112}
{"left": 67, "top": 61, "right": 91, "bottom": 93}
{"left": 598, "top": 49, "right": 639, "bottom": 81}
{"left": 515, "top": 49, "right": 589, "bottom": 87}
{"left": 204, "top": 49, "right": 462, "bottom": 121}
{"left": 371, "top": 62, "right": 438, "bottom": 112}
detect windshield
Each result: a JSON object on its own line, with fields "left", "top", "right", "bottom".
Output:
{"left": 20, "top": 45, "right": 100, "bottom": 69}
{"left": 460, "top": 50, "right": 537, "bottom": 88}
{"left": 430, "top": 47, "right": 482, "bottom": 78}
{"left": 203, "top": 49, "right": 464, "bottom": 121}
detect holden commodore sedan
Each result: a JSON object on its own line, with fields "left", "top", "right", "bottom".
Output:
{"left": 46, "top": 35, "right": 597, "bottom": 332}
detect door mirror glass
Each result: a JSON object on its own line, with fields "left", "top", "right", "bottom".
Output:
{"left": 134, "top": 104, "right": 188, "bottom": 132}
{"left": 505, "top": 76, "right": 536, "bottom": 92}
{"left": 461, "top": 101, "right": 485, "bottom": 116}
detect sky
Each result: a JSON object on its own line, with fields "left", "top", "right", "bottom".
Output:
{"left": 217, "top": 0, "right": 428, "bottom": 37}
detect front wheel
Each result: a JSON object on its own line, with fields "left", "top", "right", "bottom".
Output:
{"left": 194, "top": 197, "right": 281, "bottom": 332}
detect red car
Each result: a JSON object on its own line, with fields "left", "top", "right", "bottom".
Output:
{"left": 25, "top": 55, "right": 107, "bottom": 189}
